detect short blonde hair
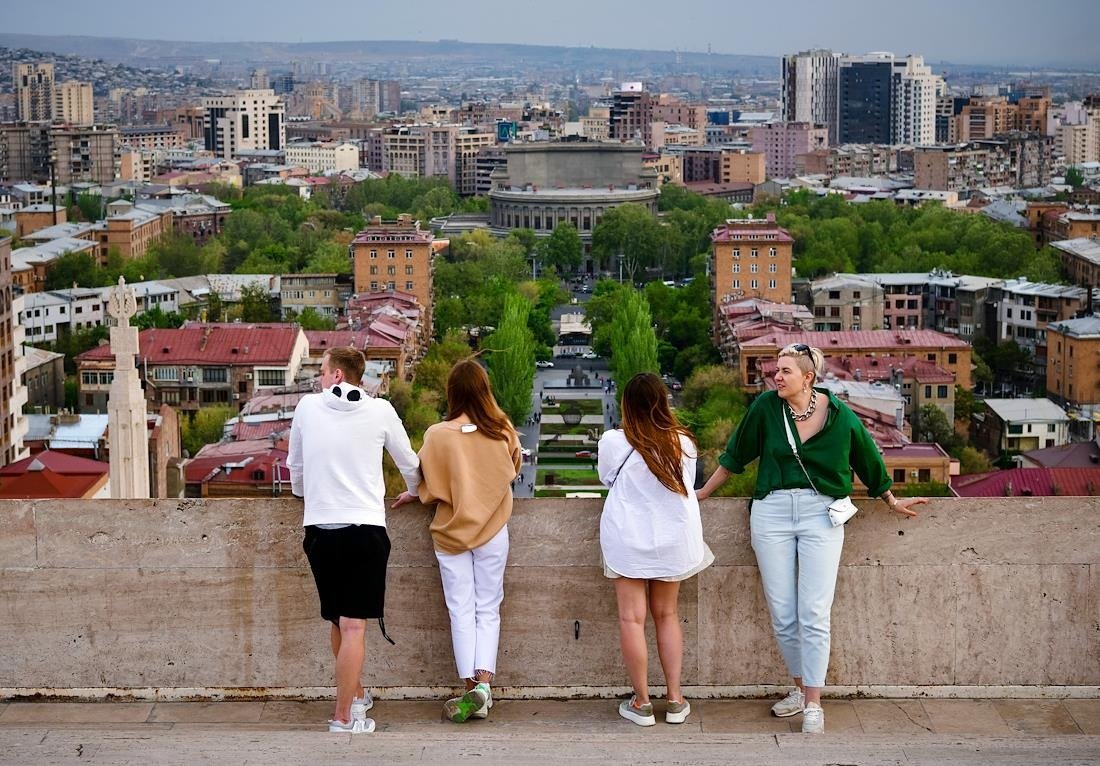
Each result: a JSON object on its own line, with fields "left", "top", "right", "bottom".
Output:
{"left": 778, "top": 343, "right": 824, "bottom": 383}
{"left": 323, "top": 347, "right": 366, "bottom": 385}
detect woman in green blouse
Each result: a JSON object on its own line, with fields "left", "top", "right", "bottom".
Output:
{"left": 697, "top": 343, "right": 926, "bottom": 733}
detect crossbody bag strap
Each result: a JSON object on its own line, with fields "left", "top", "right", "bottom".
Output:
{"left": 609, "top": 446, "right": 635, "bottom": 486}
{"left": 782, "top": 411, "right": 821, "bottom": 496}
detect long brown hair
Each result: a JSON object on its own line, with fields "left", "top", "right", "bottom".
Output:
{"left": 445, "top": 359, "right": 516, "bottom": 442}
{"left": 620, "top": 372, "right": 695, "bottom": 495}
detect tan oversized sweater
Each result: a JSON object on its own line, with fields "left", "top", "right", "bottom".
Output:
{"left": 417, "top": 419, "right": 522, "bottom": 554}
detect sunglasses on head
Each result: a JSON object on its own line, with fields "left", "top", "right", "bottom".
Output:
{"left": 787, "top": 344, "right": 811, "bottom": 356}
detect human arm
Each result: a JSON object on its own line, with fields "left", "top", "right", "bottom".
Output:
{"left": 382, "top": 402, "right": 422, "bottom": 494}
{"left": 878, "top": 489, "right": 927, "bottom": 517}
{"left": 696, "top": 465, "right": 731, "bottom": 501}
{"left": 287, "top": 408, "right": 305, "bottom": 497}
{"left": 847, "top": 408, "right": 925, "bottom": 517}
{"left": 390, "top": 490, "right": 419, "bottom": 509}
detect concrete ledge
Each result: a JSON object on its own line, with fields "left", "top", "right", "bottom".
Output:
{"left": 1, "top": 497, "right": 1097, "bottom": 696}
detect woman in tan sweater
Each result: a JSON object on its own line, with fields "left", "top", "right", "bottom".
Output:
{"left": 392, "top": 359, "right": 521, "bottom": 723}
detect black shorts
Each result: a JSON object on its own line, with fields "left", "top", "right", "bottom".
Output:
{"left": 303, "top": 524, "right": 391, "bottom": 624}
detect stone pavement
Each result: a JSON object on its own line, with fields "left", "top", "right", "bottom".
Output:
{"left": 1, "top": 698, "right": 1098, "bottom": 764}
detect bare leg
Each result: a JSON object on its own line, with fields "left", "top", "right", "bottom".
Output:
{"left": 331, "top": 622, "right": 365, "bottom": 702}
{"left": 648, "top": 580, "right": 683, "bottom": 702}
{"left": 613, "top": 578, "right": 650, "bottom": 704}
{"left": 804, "top": 685, "right": 822, "bottom": 706}
{"left": 333, "top": 617, "right": 367, "bottom": 722}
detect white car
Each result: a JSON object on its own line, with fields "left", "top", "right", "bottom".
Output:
{"left": 580, "top": 351, "right": 598, "bottom": 359}
{"left": 536, "top": 360, "right": 554, "bottom": 368}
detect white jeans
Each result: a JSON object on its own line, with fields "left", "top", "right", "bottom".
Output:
{"left": 435, "top": 525, "right": 509, "bottom": 680}
{"left": 750, "top": 489, "right": 844, "bottom": 689}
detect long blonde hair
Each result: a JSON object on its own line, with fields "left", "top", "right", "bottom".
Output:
{"left": 620, "top": 372, "right": 695, "bottom": 496}
{"left": 445, "top": 359, "right": 516, "bottom": 442}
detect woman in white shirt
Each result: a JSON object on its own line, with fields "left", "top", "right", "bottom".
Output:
{"left": 598, "top": 372, "right": 713, "bottom": 727}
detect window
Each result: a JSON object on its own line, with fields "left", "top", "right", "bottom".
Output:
{"left": 387, "top": 250, "right": 395, "bottom": 259}
{"left": 924, "top": 385, "right": 932, "bottom": 398}
{"left": 732, "top": 248, "right": 740, "bottom": 258}
{"left": 907, "top": 300, "right": 918, "bottom": 310}
{"left": 257, "top": 369, "right": 285, "bottom": 387}
{"left": 406, "top": 281, "right": 414, "bottom": 291}
{"left": 405, "top": 249, "right": 413, "bottom": 259}
{"left": 370, "top": 281, "right": 378, "bottom": 290}
{"left": 153, "top": 366, "right": 178, "bottom": 381}
{"left": 405, "top": 265, "right": 414, "bottom": 275}
{"left": 769, "top": 247, "right": 776, "bottom": 257}
{"left": 853, "top": 307, "right": 861, "bottom": 317}
{"left": 750, "top": 248, "right": 758, "bottom": 258}
{"left": 203, "top": 367, "right": 228, "bottom": 384}
{"left": 369, "top": 265, "right": 378, "bottom": 275}
{"left": 769, "top": 279, "right": 777, "bottom": 289}
{"left": 927, "top": 353, "right": 936, "bottom": 361}
{"left": 893, "top": 468, "right": 906, "bottom": 483}
{"left": 750, "top": 279, "right": 758, "bottom": 289}
{"left": 99, "top": 372, "right": 113, "bottom": 385}
{"left": 750, "top": 263, "right": 758, "bottom": 273}
{"left": 948, "top": 353, "right": 957, "bottom": 364}
{"left": 937, "top": 385, "right": 948, "bottom": 398}
{"left": 853, "top": 291, "right": 861, "bottom": 299}
{"left": 369, "top": 249, "right": 377, "bottom": 259}
{"left": 1007, "top": 424, "right": 1023, "bottom": 435}
{"left": 387, "top": 265, "right": 396, "bottom": 276}
{"left": 81, "top": 372, "right": 96, "bottom": 385}
{"left": 732, "top": 264, "right": 740, "bottom": 273}
{"left": 768, "top": 263, "right": 777, "bottom": 273}
{"left": 732, "top": 279, "right": 740, "bottom": 289}
{"left": 830, "top": 307, "right": 840, "bottom": 317}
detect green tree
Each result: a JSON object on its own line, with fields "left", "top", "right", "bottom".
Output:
{"left": 73, "top": 191, "right": 103, "bottom": 222}
{"left": 291, "top": 306, "right": 336, "bottom": 330}
{"left": 44, "top": 251, "right": 106, "bottom": 289}
{"left": 153, "top": 233, "right": 204, "bottom": 278}
{"left": 1065, "top": 166, "right": 1085, "bottom": 188}
{"left": 485, "top": 294, "right": 536, "bottom": 424}
{"left": 133, "top": 306, "right": 185, "bottom": 330}
{"left": 591, "top": 203, "right": 664, "bottom": 282}
{"left": 915, "top": 404, "right": 958, "bottom": 450}
{"left": 181, "top": 405, "right": 235, "bottom": 457}
{"left": 303, "top": 240, "right": 351, "bottom": 274}
{"left": 957, "top": 445, "right": 993, "bottom": 475}
{"left": 608, "top": 290, "right": 659, "bottom": 395}
{"left": 205, "top": 292, "right": 225, "bottom": 322}
{"left": 237, "top": 283, "right": 274, "bottom": 322}
{"left": 537, "top": 221, "right": 583, "bottom": 275}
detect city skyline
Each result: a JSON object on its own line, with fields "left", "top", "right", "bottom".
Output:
{"left": 4, "top": 0, "right": 1099, "bottom": 70}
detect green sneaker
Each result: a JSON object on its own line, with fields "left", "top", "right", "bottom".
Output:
{"left": 618, "top": 695, "right": 656, "bottom": 726}
{"left": 444, "top": 683, "right": 490, "bottom": 723}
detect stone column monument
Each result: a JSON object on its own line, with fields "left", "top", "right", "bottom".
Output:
{"left": 106, "top": 277, "right": 150, "bottom": 499}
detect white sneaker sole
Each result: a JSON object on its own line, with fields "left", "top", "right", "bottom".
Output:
{"left": 772, "top": 706, "right": 804, "bottom": 718}
{"left": 665, "top": 703, "right": 691, "bottom": 724}
{"left": 619, "top": 706, "right": 656, "bottom": 727}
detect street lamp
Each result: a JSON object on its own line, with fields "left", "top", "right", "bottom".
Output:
{"left": 617, "top": 252, "right": 624, "bottom": 284}
{"left": 48, "top": 149, "right": 58, "bottom": 226}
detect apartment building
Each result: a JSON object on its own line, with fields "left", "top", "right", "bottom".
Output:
{"left": 95, "top": 200, "right": 174, "bottom": 261}
{"left": 1046, "top": 315, "right": 1100, "bottom": 411}
{"left": 75, "top": 323, "right": 309, "bottom": 414}
{"left": 10, "top": 237, "right": 96, "bottom": 294}
{"left": 673, "top": 146, "right": 765, "bottom": 185}
{"left": 350, "top": 214, "right": 435, "bottom": 329}
{"left": 837, "top": 53, "right": 943, "bottom": 145}
{"left": 794, "top": 144, "right": 896, "bottom": 177}
{"left": 118, "top": 125, "right": 187, "bottom": 152}
{"left": 914, "top": 133, "right": 1053, "bottom": 192}
{"left": 17, "top": 288, "right": 103, "bottom": 343}
{"left": 992, "top": 278, "right": 1099, "bottom": 378}
{"left": 21, "top": 346, "right": 65, "bottom": 411}
{"left": 284, "top": 141, "right": 359, "bottom": 174}
{"left": 13, "top": 62, "right": 53, "bottom": 122}
{"left": 950, "top": 90, "right": 1051, "bottom": 143}
{"left": 0, "top": 235, "right": 29, "bottom": 466}
{"left": 751, "top": 122, "right": 829, "bottom": 178}
{"left": 1052, "top": 237, "right": 1100, "bottom": 288}
{"left": 280, "top": 273, "right": 353, "bottom": 318}
{"left": 1046, "top": 211, "right": 1100, "bottom": 242}
{"left": 0, "top": 123, "right": 118, "bottom": 185}
{"left": 381, "top": 124, "right": 495, "bottom": 196}
{"left": 781, "top": 50, "right": 840, "bottom": 143}
{"left": 53, "top": 81, "right": 94, "bottom": 126}
{"left": 711, "top": 213, "right": 793, "bottom": 306}
{"left": 737, "top": 328, "right": 972, "bottom": 391}
{"left": 203, "top": 90, "right": 286, "bottom": 159}
{"left": 973, "top": 398, "right": 1070, "bottom": 455}
{"left": 808, "top": 274, "right": 885, "bottom": 331}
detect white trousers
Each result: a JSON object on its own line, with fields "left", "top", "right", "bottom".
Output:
{"left": 435, "top": 525, "right": 509, "bottom": 680}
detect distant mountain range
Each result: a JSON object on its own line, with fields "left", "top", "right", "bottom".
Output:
{"left": 0, "top": 32, "right": 780, "bottom": 77}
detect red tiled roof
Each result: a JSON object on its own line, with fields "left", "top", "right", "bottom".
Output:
{"left": 0, "top": 450, "right": 109, "bottom": 499}
{"left": 76, "top": 323, "right": 302, "bottom": 365}
{"left": 757, "top": 354, "right": 954, "bottom": 383}
{"left": 951, "top": 467, "right": 1100, "bottom": 497}
{"left": 741, "top": 329, "right": 970, "bottom": 350}
{"left": 231, "top": 420, "right": 292, "bottom": 441}
{"left": 184, "top": 448, "right": 290, "bottom": 485}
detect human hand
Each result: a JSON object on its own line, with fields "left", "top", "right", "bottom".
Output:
{"left": 390, "top": 491, "right": 419, "bottom": 509}
{"left": 892, "top": 496, "right": 927, "bottom": 517}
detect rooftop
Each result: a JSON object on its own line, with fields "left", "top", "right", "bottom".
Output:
{"left": 983, "top": 397, "right": 1069, "bottom": 422}
{"left": 76, "top": 324, "right": 304, "bottom": 366}
{"left": 742, "top": 328, "right": 971, "bottom": 351}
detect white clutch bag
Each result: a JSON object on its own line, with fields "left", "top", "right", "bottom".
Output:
{"left": 826, "top": 496, "right": 858, "bottom": 527}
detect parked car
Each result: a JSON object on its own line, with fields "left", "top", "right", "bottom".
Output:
{"left": 536, "top": 360, "right": 554, "bottom": 368}
{"left": 575, "top": 450, "right": 595, "bottom": 459}
{"left": 670, "top": 380, "right": 683, "bottom": 391}
{"left": 580, "top": 351, "right": 598, "bottom": 359}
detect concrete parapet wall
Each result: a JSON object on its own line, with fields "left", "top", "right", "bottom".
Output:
{"left": 1, "top": 498, "right": 1097, "bottom": 697}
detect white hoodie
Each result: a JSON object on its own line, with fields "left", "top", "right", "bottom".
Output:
{"left": 288, "top": 383, "right": 420, "bottom": 527}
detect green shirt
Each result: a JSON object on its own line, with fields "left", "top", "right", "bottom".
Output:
{"left": 718, "top": 388, "right": 892, "bottom": 501}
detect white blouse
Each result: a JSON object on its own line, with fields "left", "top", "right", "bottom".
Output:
{"left": 597, "top": 429, "right": 708, "bottom": 579}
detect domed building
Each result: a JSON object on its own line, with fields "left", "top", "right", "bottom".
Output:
{"left": 488, "top": 142, "right": 658, "bottom": 276}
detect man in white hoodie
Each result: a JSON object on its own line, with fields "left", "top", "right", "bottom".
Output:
{"left": 288, "top": 346, "right": 421, "bottom": 734}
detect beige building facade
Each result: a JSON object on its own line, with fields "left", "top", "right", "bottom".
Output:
{"left": 711, "top": 213, "right": 793, "bottom": 306}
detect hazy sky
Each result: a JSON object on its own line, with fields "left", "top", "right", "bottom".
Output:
{"left": 6, "top": 0, "right": 1099, "bottom": 68}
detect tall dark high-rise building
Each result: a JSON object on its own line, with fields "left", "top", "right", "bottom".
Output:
{"left": 838, "top": 57, "right": 893, "bottom": 144}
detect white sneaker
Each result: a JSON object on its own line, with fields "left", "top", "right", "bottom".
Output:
{"left": 329, "top": 717, "right": 376, "bottom": 733}
{"left": 771, "top": 688, "right": 805, "bottom": 717}
{"left": 618, "top": 696, "right": 656, "bottom": 727}
{"left": 470, "top": 685, "right": 493, "bottom": 719}
{"left": 351, "top": 692, "right": 374, "bottom": 721}
{"left": 801, "top": 702, "right": 824, "bottom": 734}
